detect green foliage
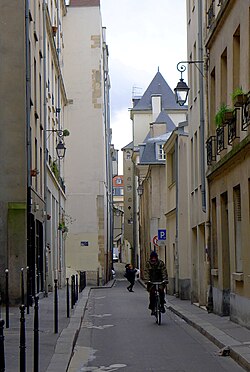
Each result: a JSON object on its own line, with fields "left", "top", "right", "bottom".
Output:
{"left": 215, "top": 104, "right": 233, "bottom": 128}
{"left": 231, "top": 87, "right": 245, "bottom": 101}
{"left": 52, "top": 161, "right": 59, "bottom": 180}
{"left": 63, "top": 129, "right": 70, "bottom": 137}
{"left": 231, "top": 87, "right": 247, "bottom": 107}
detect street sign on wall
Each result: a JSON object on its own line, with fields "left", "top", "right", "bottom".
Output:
{"left": 152, "top": 235, "right": 159, "bottom": 247}
{"left": 158, "top": 229, "right": 166, "bottom": 241}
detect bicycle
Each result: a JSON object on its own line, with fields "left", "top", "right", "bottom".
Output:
{"left": 148, "top": 281, "right": 166, "bottom": 325}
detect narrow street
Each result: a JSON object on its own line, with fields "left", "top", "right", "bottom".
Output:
{"left": 68, "top": 264, "right": 244, "bottom": 372}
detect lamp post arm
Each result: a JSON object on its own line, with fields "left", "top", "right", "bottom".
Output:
{"left": 177, "top": 60, "right": 204, "bottom": 78}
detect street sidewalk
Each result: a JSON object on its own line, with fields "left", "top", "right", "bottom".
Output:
{"left": 138, "top": 278, "right": 250, "bottom": 371}
{"left": 1, "top": 284, "right": 93, "bottom": 372}
{"left": 2, "top": 278, "right": 250, "bottom": 371}
{"left": 165, "top": 295, "right": 250, "bottom": 371}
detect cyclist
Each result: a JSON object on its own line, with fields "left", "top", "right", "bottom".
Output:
{"left": 144, "top": 251, "right": 168, "bottom": 315}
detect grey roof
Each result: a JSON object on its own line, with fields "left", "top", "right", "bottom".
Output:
{"left": 139, "top": 132, "right": 172, "bottom": 164}
{"left": 133, "top": 70, "right": 186, "bottom": 111}
{"left": 140, "top": 141, "right": 158, "bottom": 164}
{"left": 121, "top": 141, "right": 133, "bottom": 150}
{"left": 154, "top": 111, "right": 176, "bottom": 132}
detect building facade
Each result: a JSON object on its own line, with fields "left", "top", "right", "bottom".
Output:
{"left": 63, "top": 0, "right": 112, "bottom": 285}
{"left": 121, "top": 143, "right": 134, "bottom": 265}
{"left": 129, "top": 70, "right": 187, "bottom": 277}
{"left": 112, "top": 175, "right": 124, "bottom": 262}
{"left": 0, "top": 0, "right": 68, "bottom": 302}
{"left": 204, "top": 0, "right": 250, "bottom": 326}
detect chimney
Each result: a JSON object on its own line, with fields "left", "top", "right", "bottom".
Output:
{"left": 151, "top": 94, "right": 162, "bottom": 121}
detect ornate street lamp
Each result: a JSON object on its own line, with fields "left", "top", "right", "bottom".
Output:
{"left": 174, "top": 60, "right": 204, "bottom": 106}
{"left": 137, "top": 184, "right": 144, "bottom": 196}
{"left": 56, "top": 140, "right": 66, "bottom": 159}
{"left": 174, "top": 78, "right": 190, "bottom": 106}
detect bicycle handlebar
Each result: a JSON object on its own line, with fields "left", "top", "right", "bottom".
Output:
{"left": 147, "top": 281, "right": 167, "bottom": 285}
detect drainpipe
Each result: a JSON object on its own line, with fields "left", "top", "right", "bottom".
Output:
{"left": 102, "top": 28, "right": 112, "bottom": 282}
{"left": 175, "top": 135, "right": 179, "bottom": 297}
{"left": 198, "top": 2, "right": 213, "bottom": 311}
{"left": 198, "top": 1, "right": 206, "bottom": 213}
{"left": 25, "top": 0, "right": 32, "bottom": 292}
{"left": 43, "top": 0, "right": 48, "bottom": 295}
{"left": 56, "top": 0, "right": 63, "bottom": 288}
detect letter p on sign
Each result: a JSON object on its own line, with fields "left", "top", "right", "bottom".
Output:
{"left": 158, "top": 229, "right": 166, "bottom": 241}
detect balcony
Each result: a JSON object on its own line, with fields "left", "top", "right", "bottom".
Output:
{"left": 216, "top": 126, "right": 226, "bottom": 154}
{"left": 228, "top": 109, "right": 239, "bottom": 145}
{"left": 206, "top": 136, "right": 216, "bottom": 165}
{"left": 242, "top": 96, "right": 250, "bottom": 131}
{"left": 207, "top": 1, "right": 215, "bottom": 29}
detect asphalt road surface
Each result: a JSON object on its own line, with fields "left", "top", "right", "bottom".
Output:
{"left": 68, "top": 278, "right": 244, "bottom": 372}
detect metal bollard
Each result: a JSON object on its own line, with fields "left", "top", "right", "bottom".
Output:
{"left": 26, "top": 267, "right": 30, "bottom": 315}
{"left": 66, "top": 278, "right": 70, "bottom": 318}
{"left": 33, "top": 296, "right": 39, "bottom": 372}
{"left": 75, "top": 275, "right": 78, "bottom": 303}
{"left": 71, "top": 276, "right": 75, "bottom": 309}
{"left": 21, "top": 268, "right": 25, "bottom": 305}
{"left": 19, "top": 305, "right": 26, "bottom": 372}
{"left": 5, "top": 270, "right": 9, "bottom": 329}
{"left": 54, "top": 279, "right": 58, "bottom": 334}
{"left": 0, "top": 319, "right": 5, "bottom": 372}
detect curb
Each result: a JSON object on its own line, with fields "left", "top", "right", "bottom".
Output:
{"left": 46, "top": 280, "right": 116, "bottom": 372}
{"left": 139, "top": 278, "right": 249, "bottom": 371}
{"left": 167, "top": 304, "right": 250, "bottom": 371}
{"left": 46, "top": 287, "right": 91, "bottom": 372}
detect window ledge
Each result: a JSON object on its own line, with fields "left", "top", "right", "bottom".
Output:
{"left": 232, "top": 272, "right": 244, "bottom": 282}
{"left": 211, "top": 269, "right": 218, "bottom": 276}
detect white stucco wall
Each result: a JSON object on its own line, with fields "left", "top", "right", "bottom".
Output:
{"left": 63, "top": 5, "right": 107, "bottom": 274}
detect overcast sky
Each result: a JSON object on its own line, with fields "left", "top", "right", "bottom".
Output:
{"left": 100, "top": 0, "right": 187, "bottom": 173}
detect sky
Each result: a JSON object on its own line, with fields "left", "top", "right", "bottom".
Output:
{"left": 100, "top": 0, "right": 187, "bottom": 173}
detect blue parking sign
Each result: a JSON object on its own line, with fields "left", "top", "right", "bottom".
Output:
{"left": 158, "top": 229, "right": 166, "bottom": 240}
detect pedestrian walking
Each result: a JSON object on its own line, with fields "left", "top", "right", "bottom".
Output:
{"left": 124, "top": 264, "right": 138, "bottom": 292}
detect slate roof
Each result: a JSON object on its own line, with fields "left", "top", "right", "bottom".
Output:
{"left": 133, "top": 70, "right": 186, "bottom": 111}
{"left": 121, "top": 141, "right": 133, "bottom": 150}
{"left": 140, "top": 132, "right": 172, "bottom": 164}
{"left": 154, "top": 111, "right": 176, "bottom": 132}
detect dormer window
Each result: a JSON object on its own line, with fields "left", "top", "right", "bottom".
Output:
{"left": 157, "top": 144, "right": 166, "bottom": 160}
{"left": 126, "top": 151, "right": 131, "bottom": 160}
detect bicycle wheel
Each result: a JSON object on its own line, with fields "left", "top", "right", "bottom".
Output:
{"left": 156, "top": 295, "right": 161, "bottom": 325}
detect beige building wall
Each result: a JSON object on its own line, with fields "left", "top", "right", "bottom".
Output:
{"left": 63, "top": 1, "right": 108, "bottom": 285}
{"left": 0, "top": 0, "right": 68, "bottom": 300}
{"left": 164, "top": 124, "right": 190, "bottom": 299}
{"left": 204, "top": 0, "right": 250, "bottom": 326}
{"left": 122, "top": 145, "right": 134, "bottom": 264}
{"left": 186, "top": 0, "right": 209, "bottom": 306}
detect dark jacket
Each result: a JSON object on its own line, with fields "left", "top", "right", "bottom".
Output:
{"left": 144, "top": 259, "right": 168, "bottom": 283}
{"left": 125, "top": 268, "right": 137, "bottom": 283}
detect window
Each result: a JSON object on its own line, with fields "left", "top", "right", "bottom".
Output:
{"left": 171, "top": 149, "right": 176, "bottom": 183}
{"left": 234, "top": 185, "right": 242, "bottom": 272}
{"left": 116, "top": 178, "right": 122, "bottom": 185}
{"left": 158, "top": 144, "right": 166, "bottom": 160}
{"left": 126, "top": 151, "right": 131, "bottom": 160}
{"left": 113, "top": 188, "right": 124, "bottom": 196}
{"left": 127, "top": 185, "right": 132, "bottom": 192}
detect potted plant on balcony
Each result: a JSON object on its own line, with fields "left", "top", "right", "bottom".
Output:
{"left": 58, "top": 220, "right": 68, "bottom": 234}
{"left": 231, "top": 87, "right": 248, "bottom": 107}
{"left": 215, "top": 104, "right": 234, "bottom": 128}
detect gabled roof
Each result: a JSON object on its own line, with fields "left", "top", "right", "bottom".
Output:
{"left": 154, "top": 111, "right": 176, "bottom": 132}
{"left": 133, "top": 70, "right": 186, "bottom": 111}
{"left": 121, "top": 141, "right": 133, "bottom": 150}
